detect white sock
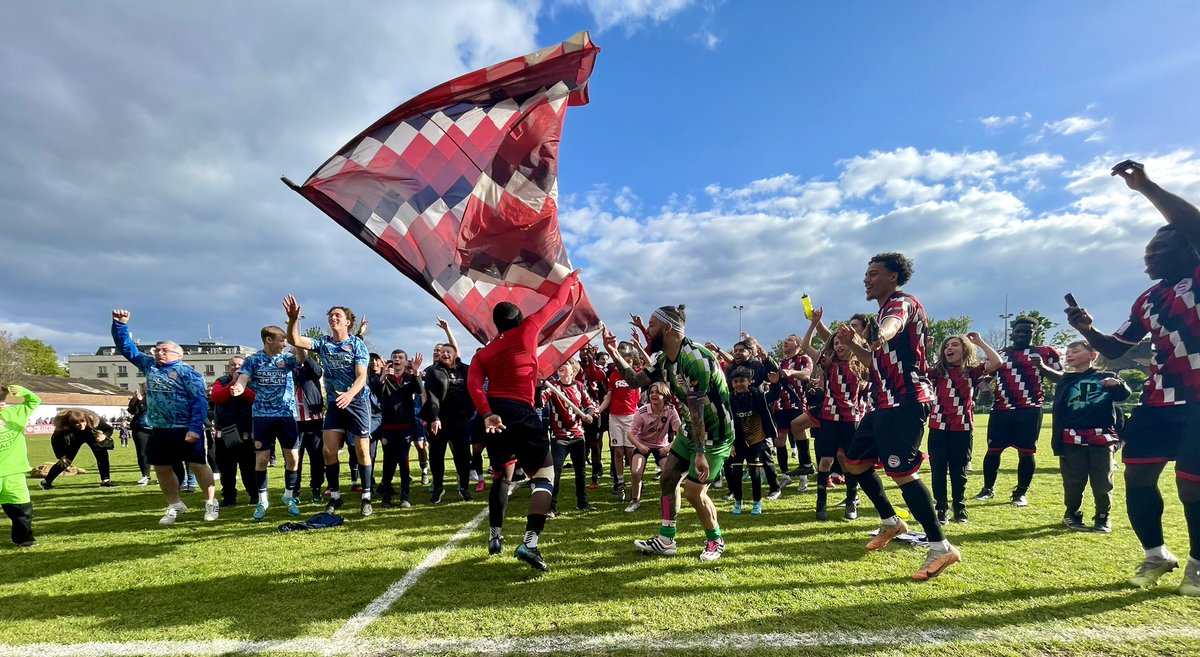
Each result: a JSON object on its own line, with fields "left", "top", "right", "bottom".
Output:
{"left": 362, "top": 491, "right": 371, "bottom": 501}
{"left": 1145, "top": 545, "right": 1172, "bottom": 560}
{"left": 524, "top": 531, "right": 539, "bottom": 548}
{"left": 934, "top": 539, "right": 952, "bottom": 552}
{"left": 881, "top": 515, "right": 900, "bottom": 526}
{"left": 330, "top": 491, "right": 341, "bottom": 500}
{"left": 258, "top": 491, "right": 268, "bottom": 504}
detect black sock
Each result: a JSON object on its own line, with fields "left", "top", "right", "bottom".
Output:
{"left": 325, "top": 463, "right": 340, "bottom": 493}
{"left": 777, "top": 446, "right": 790, "bottom": 474}
{"left": 489, "top": 478, "right": 509, "bottom": 530}
{"left": 255, "top": 469, "right": 267, "bottom": 496}
{"left": 525, "top": 512, "right": 547, "bottom": 535}
{"left": 1126, "top": 485, "right": 1165, "bottom": 549}
{"left": 853, "top": 471, "right": 895, "bottom": 519}
{"left": 982, "top": 452, "right": 1002, "bottom": 489}
{"left": 900, "top": 480, "right": 945, "bottom": 542}
{"left": 816, "top": 472, "right": 829, "bottom": 509}
{"left": 360, "top": 465, "right": 374, "bottom": 494}
{"left": 846, "top": 478, "right": 859, "bottom": 503}
{"left": 1016, "top": 453, "right": 1036, "bottom": 491}
{"left": 797, "top": 440, "right": 813, "bottom": 467}
{"left": 284, "top": 469, "right": 299, "bottom": 495}
{"left": 750, "top": 467, "right": 762, "bottom": 502}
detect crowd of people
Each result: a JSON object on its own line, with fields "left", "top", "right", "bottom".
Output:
{"left": 1, "top": 160, "right": 1196, "bottom": 594}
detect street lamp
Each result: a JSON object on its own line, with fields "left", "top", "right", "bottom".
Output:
{"left": 999, "top": 293, "right": 1013, "bottom": 347}
{"left": 732, "top": 305, "right": 744, "bottom": 340}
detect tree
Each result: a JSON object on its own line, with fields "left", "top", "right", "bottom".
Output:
{"left": 13, "top": 337, "right": 67, "bottom": 377}
{"left": 0, "top": 332, "right": 27, "bottom": 388}
{"left": 927, "top": 315, "right": 973, "bottom": 352}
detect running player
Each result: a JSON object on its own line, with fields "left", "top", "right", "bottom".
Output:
{"left": 468, "top": 272, "right": 582, "bottom": 572}
{"left": 1066, "top": 159, "right": 1200, "bottom": 595}
{"left": 838, "top": 253, "right": 961, "bottom": 580}
{"left": 229, "top": 326, "right": 306, "bottom": 520}
{"left": 604, "top": 305, "right": 734, "bottom": 562}
{"left": 975, "top": 316, "right": 1062, "bottom": 507}
{"left": 282, "top": 297, "right": 373, "bottom": 517}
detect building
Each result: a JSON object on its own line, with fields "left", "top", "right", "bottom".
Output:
{"left": 68, "top": 339, "right": 256, "bottom": 390}
{"left": 4, "top": 375, "right": 135, "bottom": 434}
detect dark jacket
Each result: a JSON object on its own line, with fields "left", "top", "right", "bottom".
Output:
{"left": 210, "top": 374, "right": 255, "bottom": 428}
{"left": 378, "top": 373, "right": 423, "bottom": 426}
{"left": 1050, "top": 368, "right": 1131, "bottom": 456}
{"left": 127, "top": 396, "right": 149, "bottom": 431}
{"left": 424, "top": 360, "right": 476, "bottom": 423}
{"left": 730, "top": 388, "right": 778, "bottom": 445}
{"left": 294, "top": 358, "right": 325, "bottom": 417}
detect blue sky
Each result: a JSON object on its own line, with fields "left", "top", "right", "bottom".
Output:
{"left": 2, "top": 1, "right": 1199, "bottom": 360}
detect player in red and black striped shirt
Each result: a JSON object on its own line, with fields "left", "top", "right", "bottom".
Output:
{"left": 1067, "top": 160, "right": 1200, "bottom": 594}
{"left": 838, "top": 252, "right": 961, "bottom": 581}
{"left": 976, "top": 317, "right": 1062, "bottom": 507}
{"left": 929, "top": 333, "right": 1001, "bottom": 524}
{"left": 771, "top": 335, "right": 816, "bottom": 481}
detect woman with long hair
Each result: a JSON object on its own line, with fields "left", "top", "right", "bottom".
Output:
{"left": 41, "top": 408, "right": 116, "bottom": 488}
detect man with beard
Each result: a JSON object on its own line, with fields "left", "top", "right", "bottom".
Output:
{"left": 424, "top": 344, "right": 476, "bottom": 503}
{"left": 604, "top": 305, "right": 734, "bottom": 562}
{"left": 1066, "top": 160, "right": 1200, "bottom": 595}
{"left": 975, "top": 316, "right": 1062, "bottom": 507}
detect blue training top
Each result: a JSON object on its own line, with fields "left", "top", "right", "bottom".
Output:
{"left": 309, "top": 335, "right": 369, "bottom": 404}
{"left": 239, "top": 350, "right": 299, "bottom": 418}
{"left": 112, "top": 321, "right": 207, "bottom": 434}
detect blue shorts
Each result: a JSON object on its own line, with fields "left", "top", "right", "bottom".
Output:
{"left": 322, "top": 397, "right": 371, "bottom": 438}
{"left": 252, "top": 416, "right": 300, "bottom": 451}
{"left": 147, "top": 427, "right": 207, "bottom": 467}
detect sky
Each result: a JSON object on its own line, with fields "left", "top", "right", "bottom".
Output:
{"left": 3, "top": 1, "right": 1200, "bottom": 362}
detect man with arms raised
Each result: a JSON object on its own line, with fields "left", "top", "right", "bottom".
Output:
{"left": 282, "top": 297, "right": 373, "bottom": 517}
{"left": 604, "top": 305, "right": 734, "bottom": 562}
{"left": 111, "top": 309, "right": 217, "bottom": 524}
{"left": 1067, "top": 160, "right": 1200, "bottom": 595}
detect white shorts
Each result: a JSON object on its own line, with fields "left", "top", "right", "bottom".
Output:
{"left": 608, "top": 414, "right": 636, "bottom": 448}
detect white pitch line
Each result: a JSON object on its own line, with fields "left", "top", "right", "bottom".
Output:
{"left": 4, "top": 626, "right": 1200, "bottom": 657}
{"left": 324, "top": 506, "right": 490, "bottom": 653}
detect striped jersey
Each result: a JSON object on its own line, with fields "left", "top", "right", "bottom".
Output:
{"left": 1113, "top": 264, "right": 1200, "bottom": 406}
{"left": 541, "top": 379, "right": 596, "bottom": 440}
{"left": 772, "top": 353, "right": 813, "bottom": 413}
{"left": 992, "top": 346, "right": 1061, "bottom": 410}
{"left": 821, "top": 360, "right": 863, "bottom": 422}
{"left": 929, "top": 364, "right": 987, "bottom": 431}
{"left": 869, "top": 292, "right": 933, "bottom": 409}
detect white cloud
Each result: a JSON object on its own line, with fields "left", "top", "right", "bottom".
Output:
{"left": 1045, "top": 115, "right": 1108, "bottom": 136}
{"left": 568, "top": 0, "right": 695, "bottom": 32}
{"left": 980, "top": 115, "right": 1017, "bottom": 129}
{"left": 696, "top": 30, "right": 720, "bottom": 49}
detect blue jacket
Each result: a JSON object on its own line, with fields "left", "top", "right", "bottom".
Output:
{"left": 112, "top": 321, "right": 207, "bottom": 434}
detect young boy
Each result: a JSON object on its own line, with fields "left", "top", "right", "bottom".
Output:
{"left": 1049, "top": 341, "right": 1131, "bottom": 533}
{"left": 1, "top": 385, "right": 41, "bottom": 547}
{"left": 729, "top": 367, "right": 782, "bottom": 516}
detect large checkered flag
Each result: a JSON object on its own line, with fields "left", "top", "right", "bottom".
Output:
{"left": 286, "top": 32, "right": 602, "bottom": 378}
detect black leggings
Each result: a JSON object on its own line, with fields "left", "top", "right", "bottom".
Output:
{"left": 928, "top": 428, "right": 971, "bottom": 509}
{"left": 552, "top": 438, "right": 589, "bottom": 508}
{"left": 429, "top": 421, "right": 472, "bottom": 492}
{"left": 46, "top": 437, "right": 111, "bottom": 484}
{"left": 133, "top": 429, "right": 152, "bottom": 477}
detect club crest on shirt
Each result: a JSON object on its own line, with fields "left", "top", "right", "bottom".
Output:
{"left": 168, "top": 371, "right": 178, "bottom": 379}
{"left": 1174, "top": 278, "right": 1193, "bottom": 296}
{"left": 274, "top": 359, "right": 286, "bottom": 368}
{"left": 887, "top": 454, "right": 901, "bottom": 469}
{"left": 254, "top": 440, "right": 262, "bottom": 449}
{"left": 341, "top": 344, "right": 352, "bottom": 352}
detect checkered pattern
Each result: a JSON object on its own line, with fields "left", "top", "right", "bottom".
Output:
{"left": 992, "top": 346, "right": 1061, "bottom": 410}
{"left": 869, "top": 292, "right": 933, "bottom": 409}
{"left": 1113, "top": 263, "right": 1200, "bottom": 406}
{"left": 291, "top": 32, "right": 602, "bottom": 379}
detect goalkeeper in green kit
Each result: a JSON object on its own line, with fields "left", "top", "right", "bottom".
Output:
{"left": 1, "top": 384, "right": 41, "bottom": 547}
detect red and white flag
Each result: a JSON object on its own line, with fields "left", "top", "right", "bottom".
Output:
{"left": 288, "top": 32, "right": 602, "bottom": 378}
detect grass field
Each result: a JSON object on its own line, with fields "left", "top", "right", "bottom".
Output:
{"left": 1, "top": 415, "right": 1196, "bottom": 657}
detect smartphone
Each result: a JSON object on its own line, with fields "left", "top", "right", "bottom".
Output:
{"left": 1064, "top": 293, "right": 1078, "bottom": 307}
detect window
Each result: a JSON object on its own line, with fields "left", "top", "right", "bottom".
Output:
{"left": 117, "top": 365, "right": 128, "bottom": 378}
{"left": 119, "top": 384, "right": 130, "bottom": 390}
{"left": 205, "top": 365, "right": 216, "bottom": 376}
{"left": 97, "top": 366, "right": 108, "bottom": 378}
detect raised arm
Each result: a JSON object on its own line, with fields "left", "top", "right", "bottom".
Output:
{"left": 966, "top": 331, "right": 1003, "bottom": 373}
{"left": 110, "top": 309, "right": 154, "bottom": 371}
{"left": 800, "top": 307, "right": 825, "bottom": 360}
{"left": 1065, "top": 305, "right": 1132, "bottom": 361}
{"left": 4, "top": 385, "right": 40, "bottom": 427}
{"left": 435, "top": 317, "right": 460, "bottom": 356}
{"left": 527, "top": 270, "right": 582, "bottom": 332}
{"left": 602, "top": 325, "right": 653, "bottom": 388}
{"left": 1113, "top": 160, "right": 1200, "bottom": 250}
{"left": 282, "top": 295, "right": 315, "bottom": 350}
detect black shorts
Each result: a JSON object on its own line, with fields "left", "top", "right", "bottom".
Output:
{"left": 485, "top": 398, "right": 551, "bottom": 477}
{"left": 987, "top": 407, "right": 1043, "bottom": 453}
{"left": 252, "top": 416, "right": 300, "bottom": 451}
{"left": 815, "top": 419, "right": 856, "bottom": 460}
{"left": 1122, "top": 405, "right": 1200, "bottom": 480}
{"left": 730, "top": 439, "right": 772, "bottom": 466}
{"left": 147, "top": 427, "right": 207, "bottom": 467}
{"left": 322, "top": 397, "right": 371, "bottom": 438}
{"left": 774, "top": 409, "right": 804, "bottom": 436}
{"left": 845, "top": 404, "right": 928, "bottom": 478}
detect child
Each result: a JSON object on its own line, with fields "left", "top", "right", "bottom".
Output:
{"left": 928, "top": 333, "right": 1002, "bottom": 524}
{"left": 1, "top": 385, "right": 41, "bottom": 547}
{"left": 1050, "top": 341, "right": 1130, "bottom": 533}
{"left": 625, "top": 382, "right": 681, "bottom": 512}
{"left": 728, "top": 367, "right": 781, "bottom": 516}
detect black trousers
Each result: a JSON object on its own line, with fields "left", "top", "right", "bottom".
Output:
{"left": 928, "top": 428, "right": 972, "bottom": 510}
{"left": 215, "top": 427, "right": 256, "bottom": 504}
{"left": 133, "top": 428, "right": 152, "bottom": 478}
{"left": 429, "top": 419, "right": 472, "bottom": 493}
{"left": 378, "top": 427, "right": 414, "bottom": 501}
{"left": 3, "top": 503, "right": 33, "bottom": 545}
{"left": 1060, "top": 444, "right": 1115, "bottom": 518}
{"left": 46, "top": 435, "right": 111, "bottom": 483}
{"left": 552, "top": 437, "right": 589, "bottom": 509}
{"left": 293, "top": 419, "right": 325, "bottom": 495}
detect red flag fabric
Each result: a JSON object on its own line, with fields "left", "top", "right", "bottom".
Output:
{"left": 289, "top": 32, "right": 602, "bottom": 378}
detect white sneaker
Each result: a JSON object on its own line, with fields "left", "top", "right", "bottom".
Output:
{"left": 766, "top": 489, "right": 783, "bottom": 501}
{"left": 634, "top": 535, "right": 677, "bottom": 556}
{"left": 779, "top": 475, "right": 793, "bottom": 489}
{"left": 469, "top": 470, "right": 481, "bottom": 483}
{"left": 203, "top": 500, "right": 220, "bottom": 522}
{"left": 136, "top": 476, "right": 151, "bottom": 487}
{"left": 796, "top": 475, "right": 809, "bottom": 492}
{"left": 699, "top": 539, "right": 725, "bottom": 562}
{"left": 624, "top": 500, "right": 641, "bottom": 513}
{"left": 711, "top": 480, "right": 723, "bottom": 490}
{"left": 159, "top": 502, "right": 188, "bottom": 525}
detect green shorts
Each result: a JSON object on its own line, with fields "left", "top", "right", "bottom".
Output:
{"left": 670, "top": 435, "right": 732, "bottom": 484}
{"left": 0, "top": 473, "right": 30, "bottom": 505}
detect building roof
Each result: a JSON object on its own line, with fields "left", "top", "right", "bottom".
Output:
{"left": 4, "top": 375, "right": 133, "bottom": 405}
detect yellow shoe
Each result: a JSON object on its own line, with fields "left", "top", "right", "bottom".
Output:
{"left": 866, "top": 519, "right": 908, "bottom": 551}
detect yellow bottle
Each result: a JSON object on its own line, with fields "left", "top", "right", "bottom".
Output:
{"left": 802, "top": 294, "right": 813, "bottom": 320}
